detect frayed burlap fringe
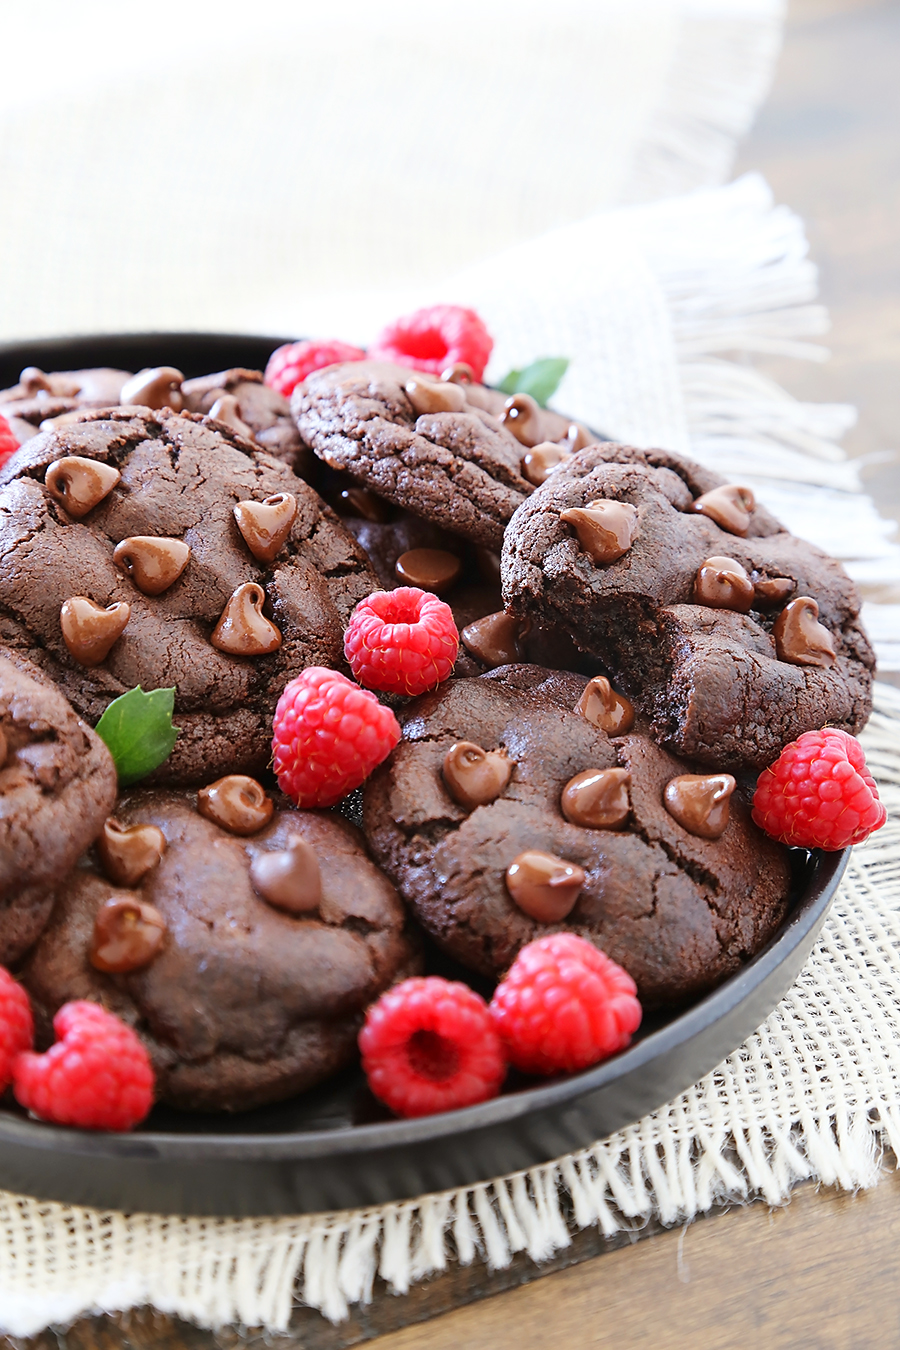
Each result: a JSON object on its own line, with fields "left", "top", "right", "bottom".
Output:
{"left": 2, "top": 687, "right": 900, "bottom": 1337}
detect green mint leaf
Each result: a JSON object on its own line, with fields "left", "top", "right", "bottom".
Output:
{"left": 511, "top": 357, "right": 570, "bottom": 407}
{"left": 496, "top": 368, "right": 522, "bottom": 395}
{"left": 95, "top": 686, "right": 181, "bottom": 786}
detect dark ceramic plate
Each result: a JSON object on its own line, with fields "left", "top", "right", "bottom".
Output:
{"left": 0, "top": 333, "right": 850, "bottom": 1217}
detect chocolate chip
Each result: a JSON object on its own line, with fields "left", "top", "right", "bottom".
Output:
{"left": 250, "top": 837, "right": 322, "bottom": 914}
{"left": 688, "top": 485, "right": 755, "bottom": 536}
{"left": 576, "top": 676, "right": 635, "bottom": 735}
{"left": 45, "top": 456, "right": 121, "bottom": 519}
{"left": 563, "top": 423, "right": 593, "bottom": 453}
{"left": 522, "top": 441, "right": 570, "bottom": 487}
{"left": 442, "top": 741, "right": 513, "bottom": 810}
{"left": 395, "top": 547, "right": 462, "bottom": 594}
{"left": 663, "top": 773, "right": 736, "bottom": 839}
{"left": 752, "top": 574, "right": 795, "bottom": 609}
{"left": 500, "top": 393, "right": 542, "bottom": 448}
{"left": 197, "top": 775, "right": 274, "bottom": 835}
{"left": 773, "top": 597, "right": 836, "bottom": 668}
{"left": 90, "top": 895, "right": 167, "bottom": 973}
{"left": 561, "top": 768, "right": 631, "bottom": 829}
{"left": 210, "top": 582, "right": 282, "bottom": 656}
{"left": 441, "top": 362, "right": 474, "bottom": 385}
{"left": 339, "top": 487, "right": 389, "bottom": 522}
{"left": 693, "top": 556, "right": 754, "bottom": 612}
{"left": 97, "top": 817, "right": 166, "bottom": 887}
{"left": 233, "top": 493, "right": 298, "bottom": 563}
{"left": 208, "top": 393, "right": 256, "bottom": 442}
{"left": 119, "top": 366, "right": 184, "bottom": 412}
{"left": 560, "top": 499, "right": 639, "bottom": 564}
{"left": 404, "top": 376, "right": 467, "bottom": 415}
{"left": 460, "top": 611, "right": 523, "bottom": 667}
{"left": 505, "top": 850, "right": 585, "bottom": 922}
{"left": 59, "top": 596, "right": 130, "bottom": 667}
{"left": 113, "top": 536, "right": 191, "bottom": 596}
{"left": 19, "top": 366, "right": 52, "bottom": 397}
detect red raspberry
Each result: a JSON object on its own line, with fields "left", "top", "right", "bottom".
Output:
{"left": 0, "top": 968, "right": 34, "bottom": 1091}
{"left": 272, "top": 666, "right": 400, "bottom": 808}
{"left": 264, "top": 339, "right": 367, "bottom": 398}
{"left": 369, "top": 305, "right": 493, "bottom": 383}
{"left": 344, "top": 588, "right": 459, "bottom": 697}
{"left": 13, "top": 1001, "right": 154, "bottom": 1131}
{"left": 0, "top": 413, "right": 19, "bottom": 470}
{"left": 490, "top": 934, "right": 642, "bottom": 1076}
{"left": 359, "top": 976, "right": 506, "bottom": 1118}
{"left": 752, "top": 727, "right": 886, "bottom": 849}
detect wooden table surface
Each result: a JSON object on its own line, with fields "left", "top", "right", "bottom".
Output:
{"left": 5, "top": 2, "right": 900, "bottom": 1347}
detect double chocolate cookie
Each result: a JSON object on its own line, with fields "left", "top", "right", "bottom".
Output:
{"left": 502, "top": 444, "right": 874, "bottom": 770}
{"left": 0, "top": 649, "right": 117, "bottom": 964}
{"left": 20, "top": 783, "right": 420, "bottom": 1111}
{"left": 292, "top": 361, "right": 589, "bottom": 550}
{"left": 363, "top": 668, "right": 791, "bottom": 1008}
{"left": 0, "top": 408, "right": 378, "bottom": 782}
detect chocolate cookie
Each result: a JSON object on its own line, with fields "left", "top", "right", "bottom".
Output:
{"left": 181, "top": 367, "right": 306, "bottom": 468}
{"left": 0, "top": 648, "right": 117, "bottom": 964}
{"left": 0, "top": 407, "right": 378, "bottom": 783}
{"left": 501, "top": 444, "right": 875, "bottom": 769}
{"left": 0, "top": 366, "right": 133, "bottom": 445}
{"left": 20, "top": 784, "right": 419, "bottom": 1111}
{"left": 292, "top": 361, "right": 590, "bottom": 550}
{"left": 362, "top": 669, "right": 791, "bottom": 1008}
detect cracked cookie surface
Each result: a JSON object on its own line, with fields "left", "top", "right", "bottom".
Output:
{"left": 501, "top": 443, "right": 874, "bottom": 769}
{"left": 0, "top": 408, "right": 378, "bottom": 783}
{"left": 362, "top": 667, "right": 791, "bottom": 1008}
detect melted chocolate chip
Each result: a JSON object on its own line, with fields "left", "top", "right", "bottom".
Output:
{"left": 688, "top": 485, "right": 755, "bottom": 536}
{"left": 505, "top": 850, "right": 585, "bottom": 922}
{"left": 576, "top": 676, "right": 635, "bottom": 735}
{"left": 441, "top": 362, "right": 474, "bottom": 385}
{"left": 233, "top": 493, "right": 298, "bottom": 564}
{"left": 395, "top": 547, "right": 462, "bottom": 593}
{"left": 693, "top": 556, "right": 754, "bottom": 612}
{"left": 773, "top": 597, "right": 837, "bottom": 668}
{"left": 19, "top": 366, "right": 52, "bottom": 397}
{"left": 522, "top": 441, "right": 570, "bottom": 487}
{"left": 90, "top": 895, "right": 167, "bottom": 973}
{"left": 560, "top": 499, "right": 639, "bottom": 563}
{"left": 210, "top": 583, "right": 282, "bottom": 656}
{"left": 460, "top": 611, "right": 524, "bottom": 668}
{"left": 442, "top": 741, "right": 513, "bottom": 810}
{"left": 113, "top": 536, "right": 191, "bottom": 596}
{"left": 752, "top": 574, "right": 795, "bottom": 609}
{"left": 97, "top": 818, "right": 167, "bottom": 887}
{"left": 197, "top": 775, "right": 274, "bottom": 835}
{"left": 563, "top": 422, "right": 593, "bottom": 453}
{"left": 663, "top": 773, "right": 736, "bottom": 839}
{"left": 500, "top": 393, "right": 542, "bottom": 448}
{"left": 561, "top": 768, "right": 631, "bottom": 829}
{"left": 119, "top": 366, "right": 184, "bottom": 412}
{"left": 45, "top": 456, "right": 121, "bottom": 519}
{"left": 250, "top": 837, "right": 323, "bottom": 914}
{"left": 404, "top": 376, "right": 466, "bottom": 415}
{"left": 59, "top": 596, "right": 131, "bottom": 667}
{"left": 208, "top": 393, "right": 256, "bottom": 442}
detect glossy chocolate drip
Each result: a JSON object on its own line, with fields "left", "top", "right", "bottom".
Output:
{"left": 90, "top": 895, "right": 167, "bottom": 973}
{"left": 442, "top": 741, "right": 513, "bottom": 810}
{"left": 693, "top": 556, "right": 754, "bottom": 612}
{"left": 561, "top": 768, "right": 631, "bottom": 829}
{"left": 752, "top": 573, "right": 795, "bottom": 608}
{"left": 441, "top": 362, "right": 474, "bottom": 385}
{"left": 773, "top": 597, "right": 837, "bottom": 667}
{"left": 521, "top": 441, "right": 570, "bottom": 487}
{"left": 113, "top": 536, "right": 190, "bottom": 595}
{"left": 560, "top": 499, "right": 639, "bottom": 564}
{"left": 500, "top": 393, "right": 542, "bottom": 448}
{"left": 119, "top": 366, "right": 184, "bottom": 411}
{"left": 688, "top": 484, "right": 755, "bottom": 536}
{"left": 663, "top": 773, "right": 736, "bottom": 839}
{"left": 208, "top": 393, "right": 256, "bottom": 441}
{"left": 460, "top": 611, "right": 524, "bottom": 668}
{"left": 250, "top": 837, "right": 322, "bottom": 914}
{"left": 395, "top": 547, "right": 462, "bottom": 593}
{"left": 233, "top": 493, "right": 298, "bottom": 563}
{"left": 576, "top": 676, "right": 635, "bottom": 734}
{"left": 340, "top": 486, "right": 389, "bottom": 522}
{"left": 98, "top": 818, "right": 167, "bottom": 887}
{"left": 505, "top": 850, "right": 585, "bottom": 922}
{"left": 197, "top": 775, "right": 274, "bottom": 835}
{"left": 45, "top": 456, "right": 121, "bottom": 518}
{"left": 404, "top": 375, "right": 466, "bottom": 415}
{"left": 211, "top": 583, "right": 282, "bottom": 656}
{"left": 60, "top": 596, "right": 130, "bottom": 666}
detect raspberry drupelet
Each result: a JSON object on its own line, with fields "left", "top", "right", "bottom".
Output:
{"left": 344, "top": 588, "right": 459, "bottom": 697}
{"left": 752, "top": 727, "right": 886, "bottom": 850}
{"left": 490, "top": 934, "right": 642, "bottom": 1076}
{"left": 369, "top": 305, "right": 493, "bottom": 384}
{"left": 359, "top": 976, "right": 506, "bottom": 1118}
{"left": 264, "top": 339, "right": 367, "bottom": 398}
{"left": 0, "top": 968, "right": 33, "bottom": 1091}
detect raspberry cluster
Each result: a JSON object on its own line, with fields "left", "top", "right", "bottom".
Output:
{"left": 264, "top": 339, "right": 367, "bottom": 398}
{"left": 753, "top": 727, "right": 886, "bottom": 850}
{"left": 0, "top": 413, "right": 19, "bottom": 470}
{"left": 344, "top": 587, "right": 459, "bottom": 697}
{"left": 369, "top": 305, "right": 493, "bottom": 383}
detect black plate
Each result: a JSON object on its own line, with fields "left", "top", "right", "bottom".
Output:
{"left": 0, "top": 333, "right": 850, "bottom": 1217}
